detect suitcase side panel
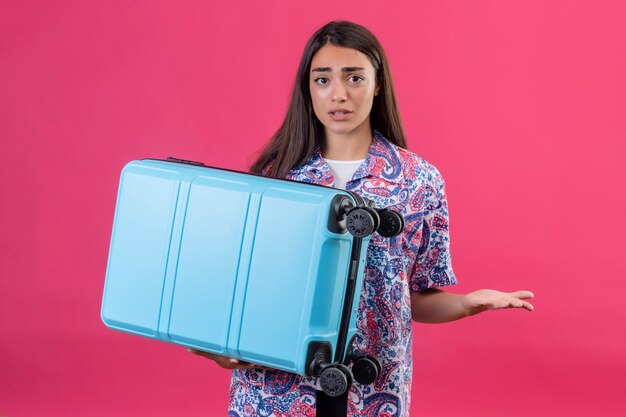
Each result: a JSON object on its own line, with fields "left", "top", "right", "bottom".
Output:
{"left": 167, "top": 175, "right": 251, "bottom": 354}
{"left": 308, "top": 238, "right": 351, "bottom": 333}
{"left": 101, "top": 163, "right": 180, "bottom": 336}
{"left": 236, "top": 186, "right": 336, "bottom": 371}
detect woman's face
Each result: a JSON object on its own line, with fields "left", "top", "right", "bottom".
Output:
{"left": 309, "top": 44, "right": 379, "bottom": 139}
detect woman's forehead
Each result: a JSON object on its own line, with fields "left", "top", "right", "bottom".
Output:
{"left": 310, "top": 44, "right": 374, "bottom": 71}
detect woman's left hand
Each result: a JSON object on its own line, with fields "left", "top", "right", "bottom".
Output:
{"left": 462, "top": 289, "right": 534, "bottom": 316}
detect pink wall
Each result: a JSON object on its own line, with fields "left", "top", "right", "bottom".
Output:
{"left": 1, "top": 1, "right": 625, "bottom": 416}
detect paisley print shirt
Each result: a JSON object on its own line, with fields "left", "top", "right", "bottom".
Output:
{"left": 228, "top": 132, "right": 457, "bottom": 417}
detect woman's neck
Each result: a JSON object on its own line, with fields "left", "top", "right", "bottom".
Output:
{"left": 321, "top": 126, "right": 373, "bottom": 161}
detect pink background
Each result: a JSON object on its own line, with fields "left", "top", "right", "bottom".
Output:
{"left": 1, "top": 1, "right": 625, "bottom": 416}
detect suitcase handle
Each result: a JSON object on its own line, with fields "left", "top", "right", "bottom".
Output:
{"left": 166, "top": 156, "right": 206, "bottom": 166}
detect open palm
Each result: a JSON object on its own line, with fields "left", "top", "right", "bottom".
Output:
{"left": 462, "top": 289, "right": 534, "bottom": 316}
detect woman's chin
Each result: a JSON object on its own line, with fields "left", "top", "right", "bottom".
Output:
{"left": 324, "top": 123, "right": 369, "bottom": 138}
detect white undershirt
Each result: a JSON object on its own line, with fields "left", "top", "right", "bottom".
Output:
{"left": 323, "top": 158, "right": 365, "bottom": 190}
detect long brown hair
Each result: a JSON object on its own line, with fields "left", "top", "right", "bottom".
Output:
{"left": 250, "top": 21, "right": 407, "bottom": 178}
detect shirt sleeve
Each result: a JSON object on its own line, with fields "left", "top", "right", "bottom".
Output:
{"left": 408, "top": 172, "right": 458, "bottom": 292}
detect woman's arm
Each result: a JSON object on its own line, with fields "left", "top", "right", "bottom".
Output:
{"left": 410, "top": 288, "right": 534, "bottom": 323}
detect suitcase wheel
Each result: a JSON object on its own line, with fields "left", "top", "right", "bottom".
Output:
{"left": 346, "top": 208, "right": 377, "bottom": 238}
{"left": 376, "top": 209, "right": 405, "bottom": 238}
{"left": 320, "top": 364, "right": 353, "bottom": 397}
{"left": 336, "top": 363, "right": 354, "bottom": 388}
{"left": 363, "top": 206, "right": 381, "bottom": 231}
{"left": 351, "top": 355, "right": 381, "bottom": 385}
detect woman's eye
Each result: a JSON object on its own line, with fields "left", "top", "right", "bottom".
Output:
{"left": 348, "top": 75, "right": 364, "bottom": 84}
{"left": 314, "top": 77, "right": 329, "bottom": 85}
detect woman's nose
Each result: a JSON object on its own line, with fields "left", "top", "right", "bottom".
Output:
{"left": 331, "top": 83, "right": 347, "bottom": 103}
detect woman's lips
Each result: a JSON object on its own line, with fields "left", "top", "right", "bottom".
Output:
{"left": 329, "top": 109, "right": 352, "bottom": 121}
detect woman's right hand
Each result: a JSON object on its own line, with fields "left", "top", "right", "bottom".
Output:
{"left": 187, "top": 348, "right": 267, "bottom": 370}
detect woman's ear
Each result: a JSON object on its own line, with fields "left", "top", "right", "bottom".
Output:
{"left": 374, "top": 84, "right": 380, "bottom": 96}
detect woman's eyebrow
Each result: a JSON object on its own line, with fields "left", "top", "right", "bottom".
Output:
{"left": 311, "top": 66, "right": 366, "bottom": 72}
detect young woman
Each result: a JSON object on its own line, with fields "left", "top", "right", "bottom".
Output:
{"left": 190, "top": 20, "right": 534, "bottom": 416}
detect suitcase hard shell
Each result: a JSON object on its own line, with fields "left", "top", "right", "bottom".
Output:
{"left": 101, "top": 158, "right": 378, "bottom": 378}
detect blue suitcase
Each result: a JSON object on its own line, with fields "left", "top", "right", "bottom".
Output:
{"left": 101, "top": 157, "right": 404, "bottom": 397}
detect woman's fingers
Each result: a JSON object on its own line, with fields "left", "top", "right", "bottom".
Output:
{"left": 508, "top": 290, "right": 535, "bottom": 311}
{"left": 500, "top": 296, "right": 534, "bottom": 311}
{"left": 187, "top": 348, "right": 268, "bottom": 370}
{"left": 187, "top": 348, "right": 220, "bottom": 361}
{"left": 509, "top": 290, "right": 534, "bottom": 300}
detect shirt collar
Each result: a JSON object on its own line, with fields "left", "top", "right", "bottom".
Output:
{"left": 287, "top": 131, "right": 405, "bottom": 186}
